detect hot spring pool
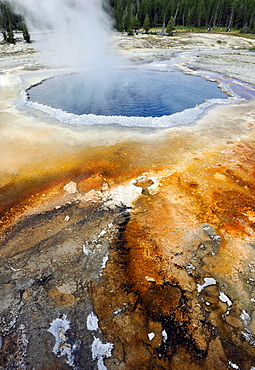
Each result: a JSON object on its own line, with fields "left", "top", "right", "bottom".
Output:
{"left": 24, "top": 64, "right": 234, "bottom": 128}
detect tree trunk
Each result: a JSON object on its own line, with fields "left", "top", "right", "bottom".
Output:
{"left": 227, "top": 4, "right": 235, "bottom": 29}
{"left": 174, "top": 2, "right": 179, "bottom": 23}
{"left": 161, "top": 13, "right": 165, "bottom": 35}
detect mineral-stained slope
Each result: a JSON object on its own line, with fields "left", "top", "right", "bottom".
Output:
{"left": 1, "top": 131, "right": 255, "bottom": 369}
{"left": 92, "top": 138, "right": 255, "bottom": 369}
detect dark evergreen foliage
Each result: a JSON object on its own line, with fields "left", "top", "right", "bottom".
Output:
{"left": 22, "top": 24, "right": 31, "bottom": 43}
{"left": 143, "top": 13, "right": 151, "bottom": 32}
{"left": 1, "top": 0, "right": 255, "bottom": 37}
{"left": 6, "top": 24, "right": 15, "bottom": 43}
{"left": 131, "top": 15, "right": 141, "bottom": 31}
{"left": 0, "top": 2, "right": 21, "bottom": 30}
{"left": 110, "top": 0, "right": 255, "bottom": 32}
{"left": 166, "top": 15, "right": 175, "bottom": 34}
{"left": 0, "top": 1, "right": 31, "bottom": 44}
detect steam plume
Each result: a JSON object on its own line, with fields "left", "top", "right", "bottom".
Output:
{"left": 5, "top": 0, "right": 114, "bottom": 71}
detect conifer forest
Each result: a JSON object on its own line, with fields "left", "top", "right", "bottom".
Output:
{"left": 1, "top": 0, "right": 255, "bottom": 35}
{"left": 110, "top": 0, "right": 255, "bottom": 32}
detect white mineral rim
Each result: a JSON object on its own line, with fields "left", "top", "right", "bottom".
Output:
{"left": 19, "top": 62, "right": 239, "bottom": 129}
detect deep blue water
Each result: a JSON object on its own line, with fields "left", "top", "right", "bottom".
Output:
{"left": 28, "top": 68, "right": 228, "bottom": 118}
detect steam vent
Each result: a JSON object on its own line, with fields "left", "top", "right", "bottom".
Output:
{"left": 2, "top": 9, "right": 255, "bottom": 370}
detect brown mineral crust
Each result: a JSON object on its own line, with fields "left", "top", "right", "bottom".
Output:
{"left": 134, "top": 175, "right": 154, "bottom": 195}
{"left": 122, "top": 197, "right": 211, "bottom": 355}
{"left": 0, "top": 332, "right": 20, "bottom": 367}
{"left": 35, "top": 361, "right": 71, "bottom": 370}
{"left": 225, "top": 311, "right": 243, "bottom": 329}
{"left": 0, "top": 325, "right": 30, "bottom": 369}
{"left": 90, "top": 137, "right": 255, "bottom": 369}
{"left": 77, "top": 173, "right": 105, "bottom": 193}
{"left": 47, "top": 287, "right": 77, "bottom": 306}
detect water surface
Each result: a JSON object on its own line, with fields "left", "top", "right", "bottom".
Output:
{"left": 28, "top": 67, "right": 228, "bottom": 118}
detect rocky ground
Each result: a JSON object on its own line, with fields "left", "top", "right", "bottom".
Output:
{"left": 1, "top": 32, "right": 255, "bottom": 369}
{"left": 113, "top": 32, "right": 255, "bottom": 84}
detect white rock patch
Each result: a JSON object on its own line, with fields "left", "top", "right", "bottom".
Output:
{"left": 47, "top": 315, "right": 75, "bottom": 367}
{"left": 92, "top": 337, "right": 114, "bottom": 370}
{"left": 87, "top": 312, "right": 99, "bottom": 331}
{"left": 197, "top": 277, "right": 217, "bottom": 293}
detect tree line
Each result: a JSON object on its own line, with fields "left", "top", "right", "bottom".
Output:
{"left": 2, "top": 0, "right": 255, "bottom": 43}
{"left": 110, "top": 0, "right": 255, "bottom": 33}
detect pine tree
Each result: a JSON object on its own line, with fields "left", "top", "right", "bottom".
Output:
{"left": 6, "top": 24, "right": 15, "bottom": 44}
{"left": 22, "top": 24, "right": 31, "bottom": 43}
{"left": 143, "top": 14, "right": 150, "bottom": 33}
{"left": 131, "top": 15, "right": 140, "bottom": 32}
{"left": 166, "top": 16, "right": 175, "bottom": 35}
